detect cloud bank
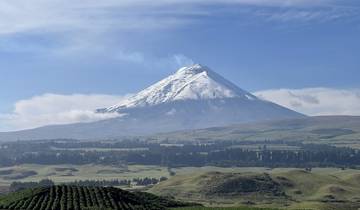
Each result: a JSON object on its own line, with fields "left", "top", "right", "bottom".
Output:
{"left": 255, "top": 88, "right": 360, "bottom": 116}
{"left": 0, "top": 94, "right": 127, "bottom": 131}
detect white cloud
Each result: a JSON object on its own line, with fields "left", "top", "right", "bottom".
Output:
{"left": 130, "top": 53, "right": 195, "bottom": 69}
{"left": 173, "top": 54, "right": 195, "bottom": 67}
{"left": 255, "top": 88, "right": 360, "bottom": 116}
{"left": 0, "top": 94, "right": 128, "bottom": 131}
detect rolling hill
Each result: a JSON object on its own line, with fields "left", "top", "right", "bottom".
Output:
{"left": 149, "top": 168, "right": 360, "bottom": 210}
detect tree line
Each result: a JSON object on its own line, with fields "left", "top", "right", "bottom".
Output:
{"left": 10, "top": 177, "right": 168, "bottom": 192}
{"left": 0, "top": 140, "right": 359, "bottom": 168}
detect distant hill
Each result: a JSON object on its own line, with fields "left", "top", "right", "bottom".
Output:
{"left": 149, "top": 169, "right": 360, "bottom": 210}
{"left": 153, "top": 116, "right": 360, "bottom": 148}
{"left": 0, "top": 185, "right": 197, "bottom": 210}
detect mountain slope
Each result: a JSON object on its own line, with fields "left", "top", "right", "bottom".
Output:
{"left": 152, "top": 116, "right": 360, "bottom": 148}
{"left": 0, "top": 64, "right": 304, "bottom": 141}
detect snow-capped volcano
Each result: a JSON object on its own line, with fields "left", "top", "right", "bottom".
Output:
{"left": 102, "top": 64, "right": 257, "bottom": 112}
{"left": 0, "top": 64, "right": 306, "bottom": 140}
{"left": 89, "top": 64, "right": 305, "bottom": 136}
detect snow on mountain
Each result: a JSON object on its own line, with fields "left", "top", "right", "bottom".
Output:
{"left": 0, "top": 64, "right": 306, "bottom": 140}
{"left": 102, "top": 64, "right": 257, "bottom": 112}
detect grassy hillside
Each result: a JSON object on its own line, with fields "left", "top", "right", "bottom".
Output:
{"left": 149, "top": 168, "right": 360, "bottom": 210}
{"left": 0, "top": 185, "right": 197, "bottom": 210}
{"left": 153, "top": 116, "right": 360, "bottom": 148}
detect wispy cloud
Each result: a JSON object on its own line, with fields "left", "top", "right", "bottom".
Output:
{"left": 129, "top": 53, "right": 195, "bottom": 70}
{"left": 255, "top": 88, "right": 360, "bottom": 116}
{"left": 255, "top": 6, "right": 359, "bottom": 22}
{"left": 0, "top": 0, "right": 355, "bottom": 35}
{"left": 0, "top": 0, "right": 357, "bottom": 58}
{"left": 0, "top": 0, "right": 357, "bottom": 73}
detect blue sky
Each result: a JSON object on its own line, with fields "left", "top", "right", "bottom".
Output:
{"left": 1, "top": 0, "right": 360, "bottom": 131}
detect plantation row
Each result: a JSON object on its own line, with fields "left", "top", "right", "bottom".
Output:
{"left": 0, "top": 185, "right": 187, "bottom": 210}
